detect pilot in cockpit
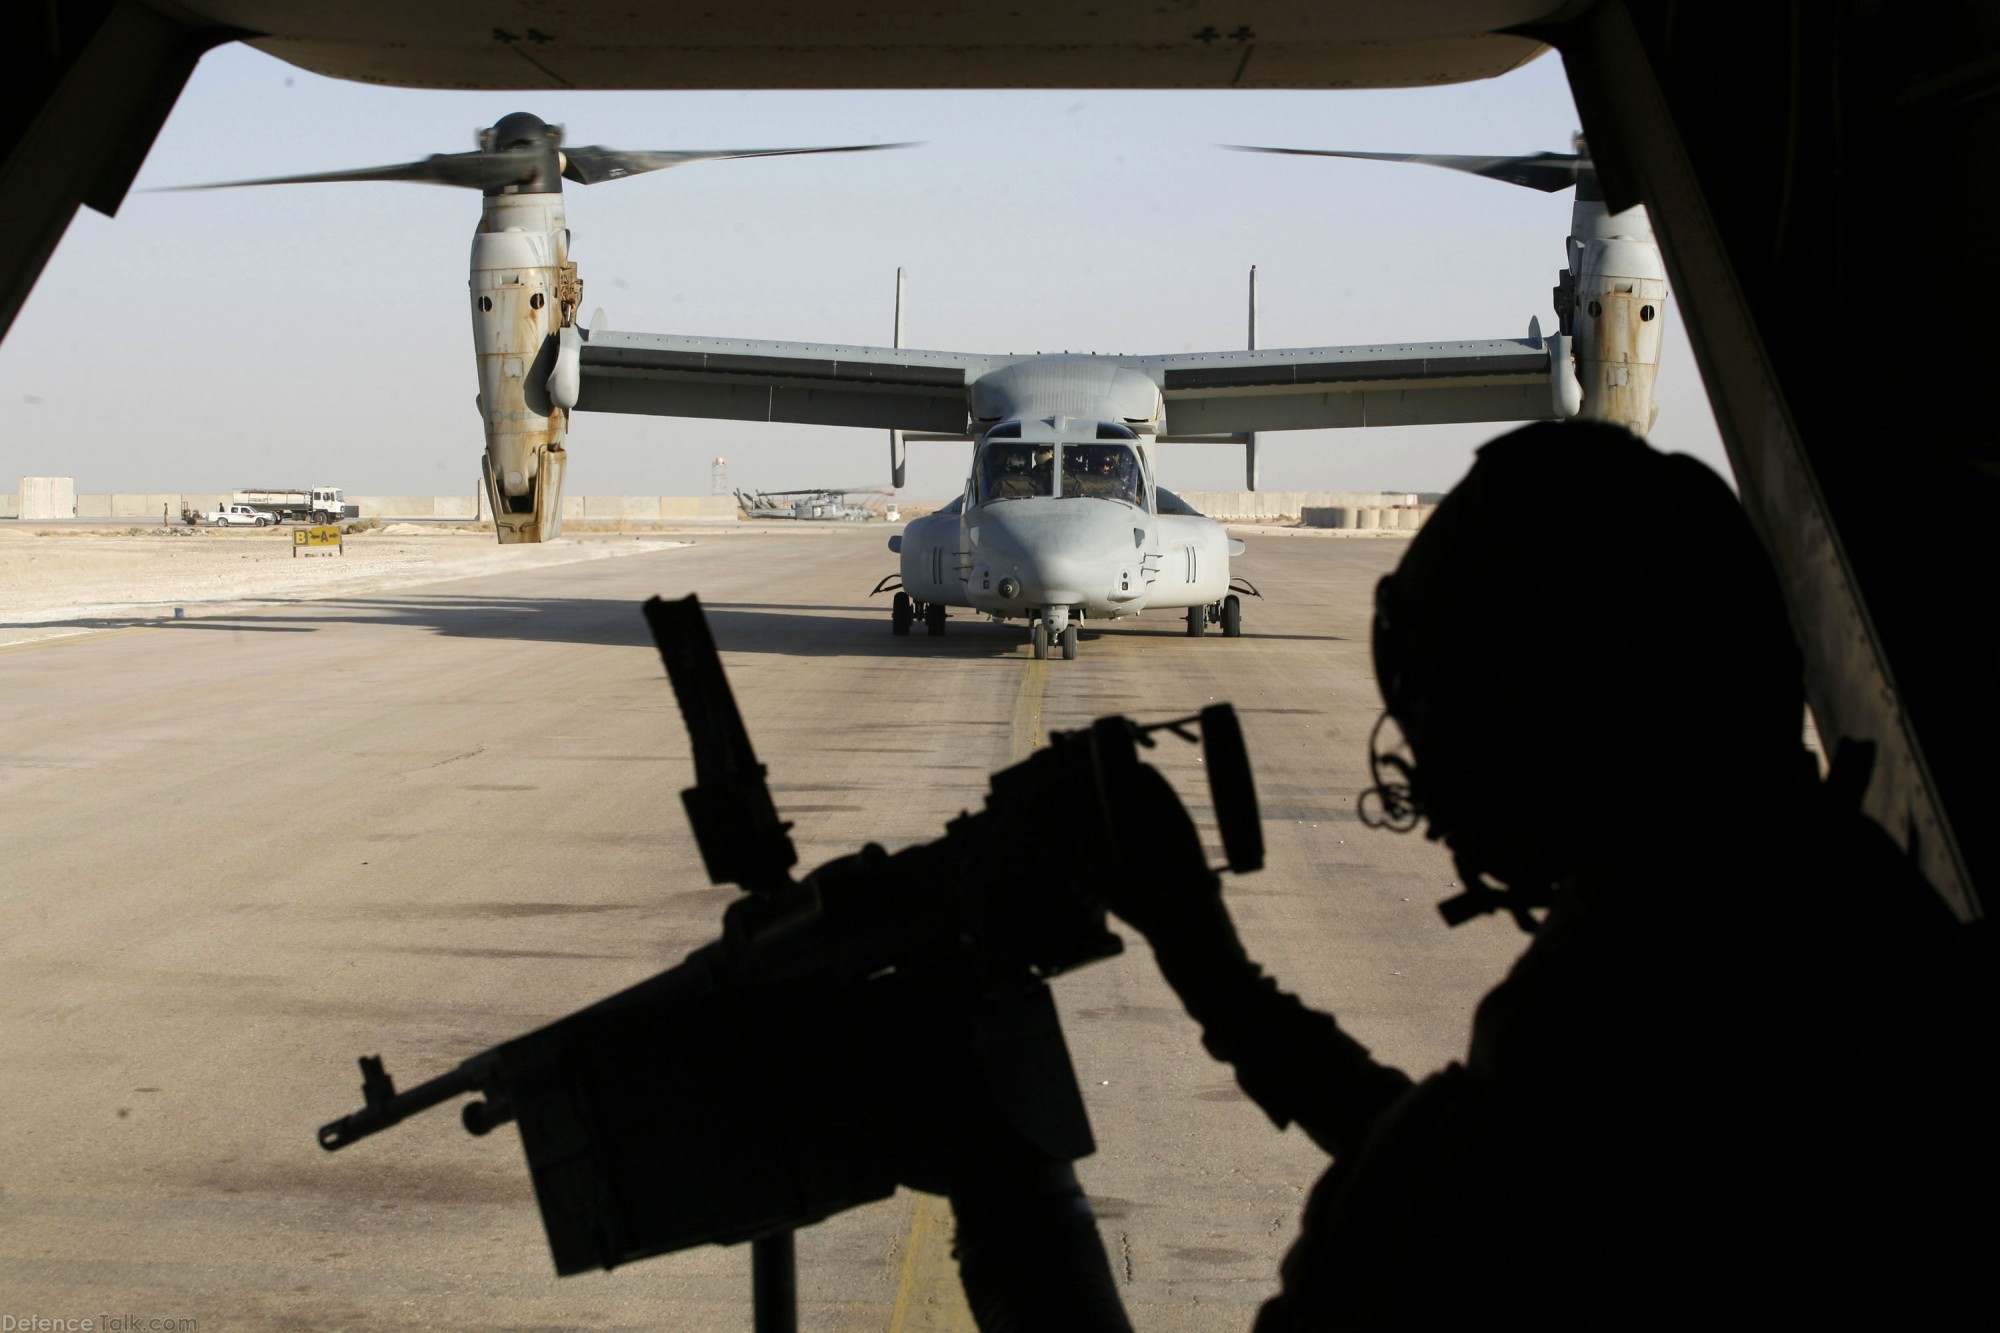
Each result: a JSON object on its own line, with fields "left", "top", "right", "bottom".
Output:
{"left": 1101, "top": 450, "right": 1136, "bottom": 500}
{"left": 1069, "top": 446, "right": 1139, "bottom": 504}
{"left": 1061, "top": 449, "right": 1089, "bottom": 492}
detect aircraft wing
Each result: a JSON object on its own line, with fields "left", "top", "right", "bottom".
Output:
{"left": 576, "top": 329, "right": 988, "bottom": 434}
{"left": 1132, "top": 336, "right": 1562, "bottom": 435}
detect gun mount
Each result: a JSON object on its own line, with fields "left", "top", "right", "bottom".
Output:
{"left": 317, "top": 592, "right": 1262, "bottom": 1306}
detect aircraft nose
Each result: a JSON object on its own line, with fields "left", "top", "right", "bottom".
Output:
{"left": 975, "top": 503, "right": 1133, "bottom": 604}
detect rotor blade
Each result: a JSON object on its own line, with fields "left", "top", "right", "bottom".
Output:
{"left": 561, "top": 141, "right": 917, "bottom": 185}
{"left": 1225, "top": 146, "right": 1587, "bottom": 193}
{"left": 161, "top": 149, "right": 538, "bottom": 193}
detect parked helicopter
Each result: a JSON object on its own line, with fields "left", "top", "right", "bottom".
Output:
{"left": 735, "top": 487, "right": 893, "bottom": 522}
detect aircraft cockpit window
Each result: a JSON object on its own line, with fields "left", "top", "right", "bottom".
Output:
{"left": 1061, "top": 444, "right": 1142, "bottom": 506}
{"left": 978, "top": 441, "right": 1055, "bottom": 501}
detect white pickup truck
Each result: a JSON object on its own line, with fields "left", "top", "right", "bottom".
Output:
{"left": 191, "top": 503, "right": 272, "bottom": 528}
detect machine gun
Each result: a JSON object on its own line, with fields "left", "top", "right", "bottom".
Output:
{"left": 316, "top": 593, "right": 1263, "bottom": 1321}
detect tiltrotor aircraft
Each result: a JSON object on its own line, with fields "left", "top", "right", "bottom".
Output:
{"left": 189, "top": 115, "right": 1665, "bottom": 660}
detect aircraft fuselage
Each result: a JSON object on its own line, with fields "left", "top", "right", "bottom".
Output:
{"left": 892, "top": 361, "right": 1246, "bottom": 655}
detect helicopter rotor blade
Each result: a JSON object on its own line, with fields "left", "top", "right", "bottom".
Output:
{"left": 1225, "top": 146, "right": 1587, "bottom": 193}
{"left": 560, "top": 141, "right": 917, "bottom": 185}
{"left": 160, "top": 149, "right": 540, "bottom": 193}
{"left": 161, "top": 120, "right": 916, "bottom": 195}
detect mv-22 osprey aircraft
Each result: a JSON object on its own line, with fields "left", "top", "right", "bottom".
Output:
{"left": 190, "top": 114, "right": 1662, "bottom": 660}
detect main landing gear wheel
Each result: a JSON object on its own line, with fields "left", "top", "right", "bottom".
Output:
{"left": 1186, "top": 605, "right": 1205, "bottom": 636}
{"left": 1060, "top": 624, "right": 1078, "bottom": 660}
{"left": 891, "top": 592, "right": 913, "bottom": 636}
{"left": 1032, "top": 621, "right": 1049, "bottom": 659}
{"left": 925, "top": 603, "right": 946, "bottom": 636}
{"left": 1221, "top": 593, "right": 1243, "bottom": 638}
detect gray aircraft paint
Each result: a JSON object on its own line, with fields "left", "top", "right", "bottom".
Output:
{"left": 573, "top": 330, "right": 1562, "bottom": 437}
{"left": 577, "top": 325, "right": 1562, "bottom": 652}
{"left": 901, "top": 415, "right": 1228, "bottom": 635}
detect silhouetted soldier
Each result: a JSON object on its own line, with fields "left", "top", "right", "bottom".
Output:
{"left": 1100, "top": 421, "right": 1990, "bottom": 1326}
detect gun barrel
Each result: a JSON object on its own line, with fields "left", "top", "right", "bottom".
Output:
{"left": 643, "top": 594, "right": 797, "bottom": 892}
{"left": 316, "top": 1058, "right": 489, "bottom": 1152}
{"left": 645, "top": 594, "right": 762, "bottom": 790}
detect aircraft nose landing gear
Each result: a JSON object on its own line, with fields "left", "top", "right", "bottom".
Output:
{"left": 1033, "top": 607, "right": 1078, "bottom": 660}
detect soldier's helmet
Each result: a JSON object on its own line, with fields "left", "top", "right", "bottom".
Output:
{"left": 1367, "top": 421, "right": 1806, "bottom": 920}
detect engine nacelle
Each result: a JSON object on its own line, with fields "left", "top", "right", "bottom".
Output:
{"left": 899, "top": 509, "right": 963, "bottom": 603}
{"left": 1566, "top": 199, "right": 1666, "bottom": 437}
{"left": 471, "top": 194, "right": 573, "bottom": 542}
{"left": 1149, "top": 513, "right": 1232, "bottom": 608}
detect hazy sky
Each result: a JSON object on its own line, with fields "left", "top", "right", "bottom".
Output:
{"left": 0, "top": 43, "right": 1725, "bottom": 502}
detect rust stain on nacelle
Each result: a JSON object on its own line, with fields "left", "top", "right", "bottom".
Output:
{"left": 471, "top": 194, "right": 573, "bottom": 542}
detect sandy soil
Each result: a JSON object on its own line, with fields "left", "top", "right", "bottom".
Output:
{"left": 0, "top": 524, "right": 692, "bottom": 647}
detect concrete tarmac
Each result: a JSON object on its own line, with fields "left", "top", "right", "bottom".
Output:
{"left": 0, "top": 526, "right": 1529, "bottom": 1331}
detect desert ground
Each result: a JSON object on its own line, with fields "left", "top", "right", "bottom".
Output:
{"left": 0, "top": 521, "right": 1529, "bottom": 1331}
{"left": 0, "top": 522, "right": 701, "bottom": 648}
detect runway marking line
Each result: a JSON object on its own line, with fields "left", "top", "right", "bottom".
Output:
{"left": 0, "top": 625, "right": 156, "bottom": 656}
{"left": 1009, "top": 658, "right": 1049, "bottom": 760}
{"left": 885, "top": 658, "right": 1047, "bottom": 1332}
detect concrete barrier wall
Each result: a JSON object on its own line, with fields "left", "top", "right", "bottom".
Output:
{"left": 661, "top": 496, "right": 737, "bottom": 520}
{"left": 1178, "top": 489, "right": 1421, "bottom": 521}
{"left": 21, "top": 488, "right": 1414, "bottom": 529}
{"left": 583, "top": 494, "right": 663, "bottom": 520}
{"left": 24, "top": 493, "right": 751, "bottom": 524}
{"left": 347, "top": 496, "right": 443, "bottom": 517}
{"left": 345, "top": 494, "right": 738, "bottom": 521}
{"left": 1, "top": 493, "right": 15, "bottom": 519}
{"left": 63, "top": 494, "right": 226, "bottom": 521}
{"left": 111, "top": 493, "right": 184, "bottom": 519}
{"left": 1291, "top": 503, "right": 1436, "bottom": 531}
{"left": 20, "top": 477, "right": 77, "bottom": 520}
